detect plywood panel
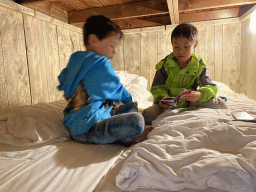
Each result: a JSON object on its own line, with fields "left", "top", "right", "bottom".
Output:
{"left": 222, "top": 22, "right": 241, "bottom": 93}
{"left": 248, "top": 27, "right": 256, "bottom": 99}
{"left": 57, "top": 26, "right": 72, "bottom": 71}
{"left": 194, "top": 26, "right": 206, "bottom": 60}
{"left": 80, "top": 33, "right": 86, "bottom": 51}
{"left": 0, "top": 6, "right": 31, "bottom": 109}
{"left": 157, "top": 30, "right": 167, "bottom": 62}
{"left": 111, "top": 38, "right": 125, "bottom": 71}
{"left": 123, "top": 33, "right": 141, "bottom": 75}
{"left": 141, "top": 32, "right": 158, "bottom": 90}
{"left": 42, "top": 21, "right": 62, "bottom": 102}
{"left": 0, "top": 32, "right": 8, "bottom": 113}
{"left": 165, "top": 25, "right": 175, "bottom": 54}
{"left": 205, "top": 25, "right": 215, "bottom": 79}
{"left": 240, "top": 19, "right": 250, "bottom": 94}
{"left": 214, "top": 24, "right": 223, "bottom": 82}
{"left": 241, "top": 19, "right": 256, "bottom": 100}
{"left": 69, "top": 30, "right": 81, "bottom": 53}
{"left": 23, "top": 14, "right": 49, "bottom": 104}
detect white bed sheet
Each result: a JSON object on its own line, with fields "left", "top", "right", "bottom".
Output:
{"left": 0, "top": 100, "right": 127, "bottom": 192}
{"left": 1, "top": 71, "right": 256, "bottom": 192}
{"left": 0, "top": 71, "right": 152, "bottom": 192}
{"left": 95, "top": 81, "right": 256, "bottom": 192}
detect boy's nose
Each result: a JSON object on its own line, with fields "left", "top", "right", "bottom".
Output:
{"left": 178, "top": 48, "right": 184, "bottom": 53}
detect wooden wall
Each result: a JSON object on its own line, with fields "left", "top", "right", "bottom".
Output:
{"left": 1, "top": 0, "right": 256, "bottom": 113}
{"left": 111, "top": 18, "right": 243, "bottom": 96}
{"left": 0, "top": 0, "right": 85, "bottom": 113}
{"left": 240, "top": 9, "right": 256, "bottom": 102}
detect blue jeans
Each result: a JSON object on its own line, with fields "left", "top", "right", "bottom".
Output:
{"left": 73, "top": 102, "right": 145, "bottom": 144}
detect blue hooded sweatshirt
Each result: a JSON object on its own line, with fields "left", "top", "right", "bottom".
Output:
{"left": 57, "top": 51, "right": 132, "bottom": 136}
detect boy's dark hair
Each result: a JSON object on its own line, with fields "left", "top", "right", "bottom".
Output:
{"left": 83, "top": 15, "right": 124, "bottom": 45}
{"left": 171, "top": 23, "right": 198, "bottom": 42}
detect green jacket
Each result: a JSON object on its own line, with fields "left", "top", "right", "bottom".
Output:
{"left": 150, "top": 53, "right": 218, "bottom": 108}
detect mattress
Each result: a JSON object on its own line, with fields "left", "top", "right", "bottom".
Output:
{"left": 95, "top": 81, "right": 256, "bottom": 192}
{"left": 1, "top": 71, "right": 256, "bottom": 192}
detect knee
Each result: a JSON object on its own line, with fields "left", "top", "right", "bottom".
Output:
{"left": 128, "top": 112, "right": 144, "bottom": 134}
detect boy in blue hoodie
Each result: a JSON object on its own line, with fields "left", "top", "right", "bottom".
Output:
{"left": 57, "top": 15, "right": 154, "bottom": 146}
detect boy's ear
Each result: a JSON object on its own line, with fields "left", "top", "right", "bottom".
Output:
{"left": 88, "top": 34, "right": 99, "bottom": 46}
{"left": 194, "top": 41, "right": 198, "bottom": 48}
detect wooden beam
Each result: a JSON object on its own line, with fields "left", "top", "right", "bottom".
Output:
{"left": 240, "top": 4, "right": 256, "bottom": 21}
{"left": 114, "top": 14, "right": 171, "bottom": 29}
{"left": 67, "top": 0, "right": 169, "bottom": 24}
{"left": 180, "top": 7, "right": 240, "bottom": 23}
{"left": 18, "top": 0, "right": 45, "bottom": 4}
{"left": 179, "top": 0, "right": 256, "bottom": 12}
{"left": 166, "top": 0, "right": 179, "bottom": 24}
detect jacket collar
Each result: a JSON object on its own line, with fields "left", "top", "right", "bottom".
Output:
{"left": 168, "top": 53, "right": 200, "bottom": 68}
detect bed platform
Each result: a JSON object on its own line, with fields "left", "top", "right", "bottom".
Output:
{"left": 1, "top": 1, "right": 256, "bottom": 192}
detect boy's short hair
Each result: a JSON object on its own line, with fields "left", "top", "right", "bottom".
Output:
{"left": 83, "top": 15, "right": 124, "bottom": 45}
{"left": 171, "top": 23, "right": 198, "bottom": 43}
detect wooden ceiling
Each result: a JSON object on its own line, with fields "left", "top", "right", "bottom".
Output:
{"left": 15, "top": 0, "right": 256, "bottom": 30}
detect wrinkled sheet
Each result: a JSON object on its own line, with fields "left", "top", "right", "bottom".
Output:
{"left": 108, "top": 81, "right": 256, "bottom": 192}
{"left": 0, "top": 100, "right": 70, "bottom": 147}
{"left": 0, "top": 71, "right": 152, "bottom": 192}
{"left": 0, "top": 100, "right": 126, "bottom": 192}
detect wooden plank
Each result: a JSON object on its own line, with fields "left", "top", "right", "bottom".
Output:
{"left": 42, "top": 21, "right": 62, "bottom": 101}
{"left": 98, "top": 0, "right": 118, "bottom": 6}
{"left": 123, "top": 25, "right": 165, "bottom": 34}
{"left": 141, "top": 32, "right": 158, "bottom": 90}
{"left": 157, "top": 30, "right": 167, "bottom": 62}
{"left": 179, "top": 7, "right": 240, "bottom": 24}
{"left": 79, "top": 33, "right": 86, "bottom": 51}
{"left": 222, "top": 22, "right": 241, "bottom": 92}
{"left": 78, "top": 0, "right": 103, "bottom": 7}
{"left": 0, "top": 6, "right": 31, "bottom": 109}
{"left": 58, "top": 0, "right": 88, "bottom": 10}
{"left": 0, "top": 31, "right": 8, "bottom": 113}
{"left": 23, "top": 14, "right": 49, "bottom": 104}
{"left": 123, "top": 33, "right": 141, "bottom": 75}
{"left": 0, "top": 0, "right": 35, "bottom": 16}
{"left": 67, "top": 0, "right": 169, "bottom": 24}
{"left": 111, "top": 38, "right": 125, "bottom": 71}
{"left": 214, "top": 24, "right": 223, "bottom": 82}
{"left": 240, "top": 19, "right": 250, "bottom": 96}
{"left": 165, "top": 25, "right": 176, "bottom": 55}
{"left": 191, "top": 17, "right": 240, "bottom": 27}
{"left": 205, "top": 25, "right": 215, "bottom": 80}
{"left": 69, "top": 30, "right": 81, "bottom": 53}
{"left": 249, "top": 24, "right": 256, "bottom": 100}
{"left": 233, "top": 22, "right": 242, "bottom": 93}
{"left": 57, "top": 26, "right": 73, "bottom": 71}
{"left": 166, "top": 0, "right": 179, "bottom": 24}
{"left": 194, "top": 25, "right": 206, "bottom": 60}
{"left": 26, "top": 2, "right": 68, "bottom": 23}
{"left": 113, "top": 14, "right": 171, "bottom": 30}
{"left": 178, "top": 0, "right": 256, "bottom": 12}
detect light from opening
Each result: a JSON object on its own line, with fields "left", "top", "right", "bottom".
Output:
{"left": 250, "top": 10, "right": 256, "bottom": 33}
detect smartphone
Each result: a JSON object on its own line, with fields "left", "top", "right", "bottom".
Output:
{"left": 159, "top": 97, "right": 176, "bottom": 105}
{"left": 231, "top": 111, "right": 255, "bottom": 122}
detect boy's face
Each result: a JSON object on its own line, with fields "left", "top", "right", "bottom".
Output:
{"left": 172, "top": 35, "right": 198, "bottom": 65}
{"left": 89, "top": 33, "right": 120, "bottom": 59}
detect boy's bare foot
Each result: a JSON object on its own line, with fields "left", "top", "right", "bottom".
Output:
{"left": 124, "top": 126, "right": 155, "bottom": 147}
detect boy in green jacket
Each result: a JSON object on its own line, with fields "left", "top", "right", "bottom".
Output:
{"left": 142, "top": 23, "right": 220, "bottom": 125}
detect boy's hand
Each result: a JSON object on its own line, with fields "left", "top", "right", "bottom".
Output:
{"left": 159, "top": 97, "right": 174, "bottom": 109}
{"left": 181, "top": 90, "right": 204, "bottom": 102}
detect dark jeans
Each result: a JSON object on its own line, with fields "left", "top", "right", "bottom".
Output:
{"left": 73, "top": 102, "right": 145, "bottom": 144}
